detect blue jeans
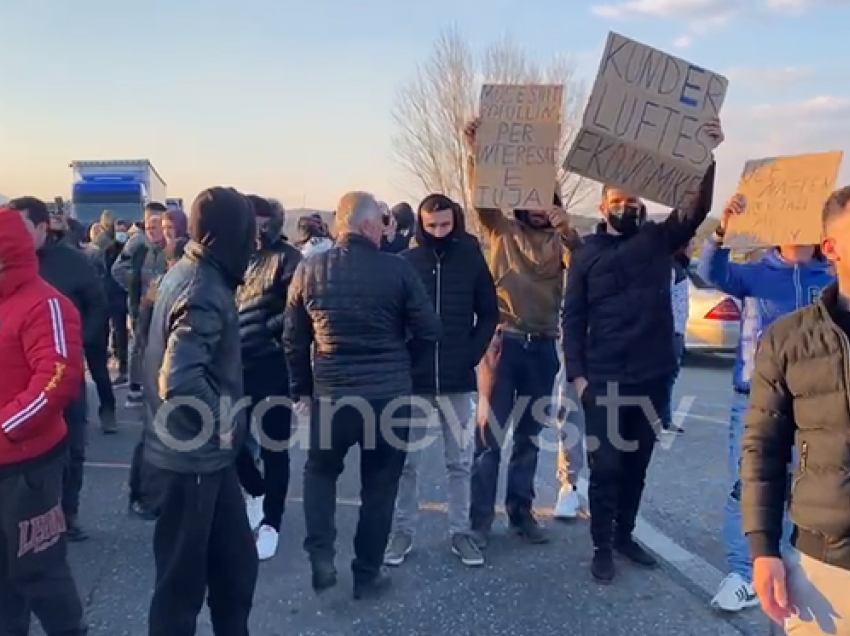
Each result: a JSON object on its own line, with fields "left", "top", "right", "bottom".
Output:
{"left": 470, "top": 335, "right": 559, "bottom": 532}
{"left": 724, "top": 391, "right": 794, "bottom": 581}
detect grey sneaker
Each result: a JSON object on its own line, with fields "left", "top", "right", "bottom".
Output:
{"left": 451, "top": 533, "right": 484, "bottom": 567}
{"left": 383, "top": 532, "right": 413, "bottom": 566}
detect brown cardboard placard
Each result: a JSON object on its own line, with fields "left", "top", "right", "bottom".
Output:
{"left": 473, "top": 84, "right": 563, "bottom": 211}
{"left": 724, "top": 151, "right": 844, "bottom": 249}
{"left": 563, "top": 32, "right": 728, "bottom": 209}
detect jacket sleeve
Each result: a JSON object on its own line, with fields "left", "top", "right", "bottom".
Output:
{"left": 137, "top": 277, "right": 161, "bottom": 348}
{"left": 111, "top": 233, "right": 141, "bottom": 292}
{"left": 562, "top": 255, "right": 588, "bottom": 382}
{"left": 0, "top": 294, "right": 84, "bottom": 443}
{"left": 697, "top": 236, "right": 754, "bottom": 298}
{"left": 159, "top": 294, "right": 225, "bottom": 428}
{"left": 77, "top": 252, "right": 108, "bottom": 349}
{"left": 401, "top": 259, "right": 442, "bottom": 343}
{"left": 469, "top": 251, "right": 500, "bottom": 365}
{"left": 659, "top": 161, "right": 716, "bottom": 252}
{"left": 267, "top": 248, "right": 303, "bottom": 343}
{"left": 741, "top": 327, "right": 795, "bottom": 559}
{"left": 283, "top": 263, "right": 314, "bottom": 398}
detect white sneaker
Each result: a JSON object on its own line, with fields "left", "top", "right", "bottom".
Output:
{"left": 711, "top": 573, "right": 759, "bottom": 612}
{"left": 554, "top": 488, "right": 587, "bottom": 520}
{"left": 256, "top": 525, "right": 279, "bottom": 561}
{"left": 245, "top": 495, "right": 264, "bottom": 532}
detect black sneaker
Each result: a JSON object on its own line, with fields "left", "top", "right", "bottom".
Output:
{"left": 100, "top": 408, "right": 118, "bottom": 435}
{"left": 509, "top": 514, "right": 549, "bottom": 544}
{"left": 591, "top": 549, "right": 615, "bottom": 583}
{"left": 614, "top": 537, "right": 658, "bottom": 568}
{"left": 353, "top": 570, "right": 392, "bottom": 600}
{"left": 128, "top": 501, "right": 158, "bottom": 521}
{"left": 310, "top": 560, "right": 338, "bottom": 594}
{"left": 65, "top": 518, "right": 89, "bottom": 543}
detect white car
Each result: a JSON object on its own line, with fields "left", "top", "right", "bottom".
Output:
{"left": 684, "top": 266, "right": 741, "bottom": 354}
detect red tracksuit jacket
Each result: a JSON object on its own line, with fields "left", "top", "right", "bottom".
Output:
{"left": 0, "top": 209, "right": 84, "bottom": 467}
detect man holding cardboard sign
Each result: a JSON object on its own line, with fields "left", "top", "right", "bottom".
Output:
{"left": 463, "top": 113, "right": 580, "bottom": 549}
{"left": 562, "top": 117, "right": 723, "bottom": 584}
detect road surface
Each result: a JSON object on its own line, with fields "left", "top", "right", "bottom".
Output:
{"left": 34, "top": 355, "right": 773, "bottom": 635}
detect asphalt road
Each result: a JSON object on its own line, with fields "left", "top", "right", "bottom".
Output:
{"left": 31, "top": 356, "right": 774, "bottom": 636}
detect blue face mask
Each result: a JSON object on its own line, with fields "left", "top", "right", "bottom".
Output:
{"left": 115, "top": 231, "right": 128, "bottom": 244}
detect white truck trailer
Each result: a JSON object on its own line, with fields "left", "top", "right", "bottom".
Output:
{"left": 69, "top": 159, "right": 167, "bottom": 225}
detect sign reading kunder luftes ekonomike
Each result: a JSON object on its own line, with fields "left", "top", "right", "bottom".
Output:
{"left": 563, "top": 32, "right": 728, "bottom": 209}
{"left": 474, "top": 84, "right": 563, "bottom": 211}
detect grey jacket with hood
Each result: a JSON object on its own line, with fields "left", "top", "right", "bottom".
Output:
{"left": 142, "top": 187, "right": 256, "bottom": 474}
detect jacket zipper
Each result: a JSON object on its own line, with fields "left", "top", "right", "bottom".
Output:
{"left": 434, "top": 253, "right": 443, "bottom": 395}
{"left": 793, "top": 265, "right": 802, "bottom": 310}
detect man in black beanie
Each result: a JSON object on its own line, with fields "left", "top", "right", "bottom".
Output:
{"left": 142, "top": 186, "right": 259, "bottom": 636}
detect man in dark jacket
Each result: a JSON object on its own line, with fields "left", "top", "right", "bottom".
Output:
{"left": 742, "top": 185, "right": 850, "bottom": 634}
{"left": 384, "top": 193, "right": 498, "bottom": 568}
{"left": 380, "top": 201, "right": 415, "bottom": 253}
{"left": 562, "top": 119, "right": 724, "bottom": 583}
{"left": 285, "top": 190, "right": 441, "bottom": 600}
{"left": 235, "top": 195, "right": 302, "bottom": 562}
{"left": 8, "top": 196, "right": 107, "bottom": 542}
{"left": 142, "top": 187, "right": 258, "bottom": 635}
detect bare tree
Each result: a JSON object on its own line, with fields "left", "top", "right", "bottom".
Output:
{"left": 392, "top": 27, "right": 594, "bottom": 234}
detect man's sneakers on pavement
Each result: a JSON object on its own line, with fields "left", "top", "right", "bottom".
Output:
{"left": 100, "top": 407, "right": 118, "bottom": 435}
{"left": 65, "top": 516, "right": 89, "bottom": 542}
{"left": 554, "top": 487, "right": 588, "bottom": 520}
{"left": 591, "top": 549, "right": 615, "bottom": 583}
{"left": 125, "top": 389, "right": 143, "bottom": 409}
{"left": 256, "top": 524, "right": 279, "bottom": 561}
{"left": 592, "top": 538, "right": 657, "bottom": 584}
{"left": 451, "top": 533, "right": 484, "bottom": 566}
{"left": 510, "top": 513, "right": 549, "bottom": 544}
{"left": 384, "top": 531, "right": 484, "bottom": 567}
{"left": 383, "top": 532, "right": 413, "bottom": 566}
{"left": 711, "top": 573, "right": 759, "bottom": 612}
{"left": 614, "top": 536, "right": 658, "bottom": 568}
{"left": 245, "top": 494, "right": 264, "bottom": 532}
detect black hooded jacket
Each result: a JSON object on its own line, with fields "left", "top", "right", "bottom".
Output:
{"left": 401, "top": 205, "right": 499, "bottom": 395}
{"left": 236, "top": 201, "right": 303, "bottom": 384}
{"left": 143, "top": 187, "right": 256, "bottom": 474}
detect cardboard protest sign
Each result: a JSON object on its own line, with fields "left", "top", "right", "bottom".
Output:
{"left": 473, "top": 84, "right": 563, "bottom": 211}
{"left": 724, "top": 151, "right": 844, "bottom": 249}
{"left": 564, "top": 32, "right": 728, "bottom": 209}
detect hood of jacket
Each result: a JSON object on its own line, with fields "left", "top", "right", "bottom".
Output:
{"left": 412, "top": 196, "right": 468, "bottom": 249}
{"left": 187, "top": 187, "right": 256, "bottom": 289}
{"left": 0, "top": 209, "right": 38, "bottom": 300}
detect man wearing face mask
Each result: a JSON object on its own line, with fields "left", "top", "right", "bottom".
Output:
{"left": 235, "top": 195, "right": 302, "bottom": 562}
{"left": 107, "top": 219, "right": 131, "bottom": 386}
{"left": 463, "top": 118, "right": 580, "bottom": 548}
{"left": 6, "top": 197, "right": 107, "bottom": 542}
{"left": 142, "top": 187, "right": 259, "bottom": 635}
{"left": 384, "top": 193, "right": 499, "bottom": 568}
{"left": 562, "top": 118, "right": 724, "bottom": 584}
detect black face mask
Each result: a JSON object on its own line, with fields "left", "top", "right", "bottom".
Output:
{"left": 423, "top": 233, "right": 451, "bottom": 251}
{"left": 606, "top": 204, "right": 643, "bottom": 235}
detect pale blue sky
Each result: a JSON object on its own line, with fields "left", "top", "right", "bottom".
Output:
{"left": 2, "top": 0, "right": 849, "bottom": 211}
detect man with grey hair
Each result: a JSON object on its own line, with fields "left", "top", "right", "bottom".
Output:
{"left": 285, "top": 190, "right": 442, "bottom": 600}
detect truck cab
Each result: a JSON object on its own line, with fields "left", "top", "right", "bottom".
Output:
{"left": 70, "top": 159, "right": 167, "bottom": 226}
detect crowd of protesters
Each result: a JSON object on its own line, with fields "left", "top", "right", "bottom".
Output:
{"left": 1, "top": 109, "right": 850, "bottom": 635}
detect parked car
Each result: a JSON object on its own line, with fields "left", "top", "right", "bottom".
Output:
{"left": 684, "top": 265, "right": 740, "bottom": 354}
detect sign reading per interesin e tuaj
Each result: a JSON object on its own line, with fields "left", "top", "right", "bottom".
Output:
{"left": 473, "top": 84, "right": 563, "bottom": 211}
{"left": 564, "top": 32, "right": 728, "bottom": 209}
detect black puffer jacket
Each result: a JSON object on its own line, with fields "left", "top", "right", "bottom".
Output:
{"left": 37, "top": 238, "right": 107, "bottom": 350}
{"left": 236, "top": 237, "right": 302, "bottom": 379}
{"left": 401, "top": 210, "right": 499, "bottom": 395}
{"left": 143, "top": 187, "right": 256, "bottom": 475}
{"left": 742, "top": 284, "right": 850, "bottom": 571}
{"left": 284, "top": 233, "right": 442, "bottom": 400}
{"left": 562, "top": 162, "right": 715, "bottom": 384}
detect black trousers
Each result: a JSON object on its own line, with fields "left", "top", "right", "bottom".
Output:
{"left": 85, "top": 339, "right": 115, "bottom": 413}
{"left": 128, "top": 428, "right": 168, "bottom": 512}
{"left": 583, "top": 379, "right": 668, "bottom": 550}
{"left": 61, "top": 384, "right": 88, "bottom": 520}
{"left": 109, "top": 305, "right": 129, "bottom": 375}
{"left": 0, "top": 449, "right": 86, "bottom": 636}
{"left": 302, "top": 397, "right": 409, "bottom": 583}
{"left": 234, "top": 389, "right": 293, "bottom": 532}
{"left": 148, "top": 466, "right": 258, "bottom": 636}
